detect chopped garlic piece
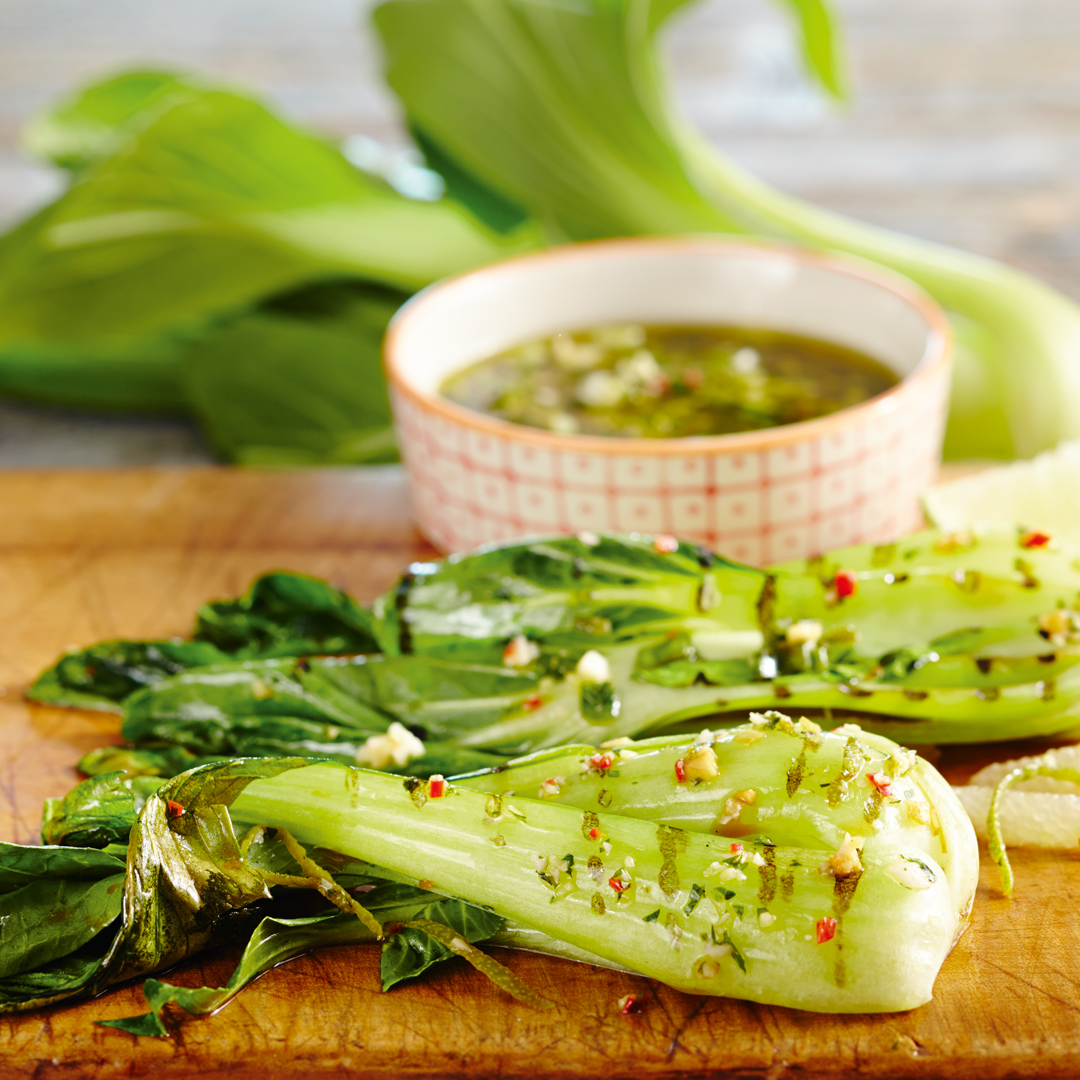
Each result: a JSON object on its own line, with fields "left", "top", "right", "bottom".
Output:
{"left": 576, "top": 370, "right": 625, "bottom": 407}
{"left": 731, "top": 347, "right": 760, "bottom": 374}
{"left": 693, "top": 729, "right": 716, "bottom": 745}
{"left": 719, "top": 788, "right": 757, "bottom": 825}
{"left": 354, "top": 721, "right": 425, "bottom": 770}
{"left": 888, "top": 747, "right": 918, "bottom": 777}
{"left": 503, "top": 634, "right": 540, "bottom": 668}
{"left": 537, "top": 776, "right": 565, "bottom": 798}
{"left": 733, "top": 728, "right": 766, "bottom": 746}
{"left": 832, "top": 723, "right": 864, "bottom": 737}
{"left": 553, "top": 334, "right": 603, "bottom": 371}
{"left": 682, "top": 745, "right": 719, "bottom": 782}
{"left": 577, "top": 530, "right": 600, "bottom": 547}
{"left": 821, "top": 833, "right": 864, "bottom": 878}
{"left": 758, "top": 911, "right": 776, "bottom": 928}
{"left": 617, "top": 349, "right": 662, "bottom": 386}
{"left": 697, "top": 958, "right": 721, "bottom": 979}
{"left": 1038, "top": 608, "right": 1080, "bottom": 646}
{"left": 600, "top": 736, "right": 634, "bottom": 749}
{"left": 794, "top": 717, "right": 822, "bottom": 735}
{"left": 786, "top": 620, "right": 824, "bottom": 646}
{"left": 576, "top": 649, "right": 611, "bottom": 684}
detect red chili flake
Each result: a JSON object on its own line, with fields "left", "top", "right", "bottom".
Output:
{"left": 730, "top": 842, "right": 744, "bottom": 855}
{"left": 833, "top": 570, "right": 858, "bottom": 599}
{"left": 1021, "top": 531, "right": 1051, "bottom": 549}
{"left": 609, "top": 876, "right": 629, "bottom": 893}
{"left": 427, "top": 776, "right": 447, "bottom": 799}
{"left": 166, "top": 800, "right": 185, "bottom": 819}
{"left": 522, "top": 694, "right": 543, "bottom": 711}
{"left": 816, "top": 916, "right": 837, "bottom": 944}
{"left": 589, "top": 827, "right": 603, "bottom": 840}
{"left": 618, "top": 993, "right": 643, "bottom": 1015}
{"left": 588, "top": 752, "right": 615, "bottom": 771}
{"left": 674, "top": 758, "right": 687, "bottom": 783}
{"left": 653, "top": 534, "right": 679, "bottom": 554}
{"left": 682, "top": 366, "right": 705, "bottom": 390}
{"left": 866, "top": 772, "right": 893, "bottom": 798}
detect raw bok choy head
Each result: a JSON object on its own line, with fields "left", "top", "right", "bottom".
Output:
{"left": 374, "top": 0, "right": 1080, "bottom": 460}
{"left": 0, "top": 71, "right": 537, "bottom": 463}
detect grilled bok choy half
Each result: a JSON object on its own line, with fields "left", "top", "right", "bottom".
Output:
{"left": 3, "top": 716, "right": 976, "bottom": 1021}
{"left": 361, "top": 527, "right": 1080, "bottom": 747}
{"left": 33, "top": 528, "right": 1080, "bottom": 777}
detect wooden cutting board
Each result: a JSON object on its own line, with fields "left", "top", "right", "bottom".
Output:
{"left": 2, "top": 466, "right": 1078, "bottom": 1080}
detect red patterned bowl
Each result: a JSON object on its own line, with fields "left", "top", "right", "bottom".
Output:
{"left": 384, "top": 237, "right": 952, "bottom": 563}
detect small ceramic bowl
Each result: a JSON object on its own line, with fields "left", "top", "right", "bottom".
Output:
{"left": 384, "top": 237, "right": 952, "bottom": 563}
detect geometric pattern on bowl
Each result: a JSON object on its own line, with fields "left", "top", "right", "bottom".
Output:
{"left": 386, "top": 238, "right": 953, "bottom": 564}
{"left": 393, "top": 359, "right": 948, "bottom": 563}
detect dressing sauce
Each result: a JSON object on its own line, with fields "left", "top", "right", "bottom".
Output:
{"left": 441, "top": 324, "right": 899, "bottom": 438}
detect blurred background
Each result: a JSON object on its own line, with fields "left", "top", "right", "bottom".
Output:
{"left": 1, "top": 0, "right": 1077, "bottom": 466}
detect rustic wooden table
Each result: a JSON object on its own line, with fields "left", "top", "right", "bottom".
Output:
{"left": 2, "top": 466, "right": 1079, "bottom": 1080}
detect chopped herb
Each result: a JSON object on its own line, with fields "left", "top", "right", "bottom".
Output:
{"left": 683, "top": 883, "right": 705, "bottom": 916}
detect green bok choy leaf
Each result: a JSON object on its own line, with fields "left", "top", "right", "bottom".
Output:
{"left": 30, "top": 569, "right": 379, "bottom": 710}
{"left": 0, "top": 73, "right": 533, "bottom": 460}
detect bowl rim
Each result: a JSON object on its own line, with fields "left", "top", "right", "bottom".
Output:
{"left": 383, "top": 235, "right": 953, "bottom": 456}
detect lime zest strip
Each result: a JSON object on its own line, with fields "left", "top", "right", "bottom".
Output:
{"left": 988, "top": 765, "right": 1080, "bottom": 896}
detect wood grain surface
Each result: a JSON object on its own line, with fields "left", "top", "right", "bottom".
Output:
{"left": 2, "top": 466, "right": 1080, "bottom": 1080}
